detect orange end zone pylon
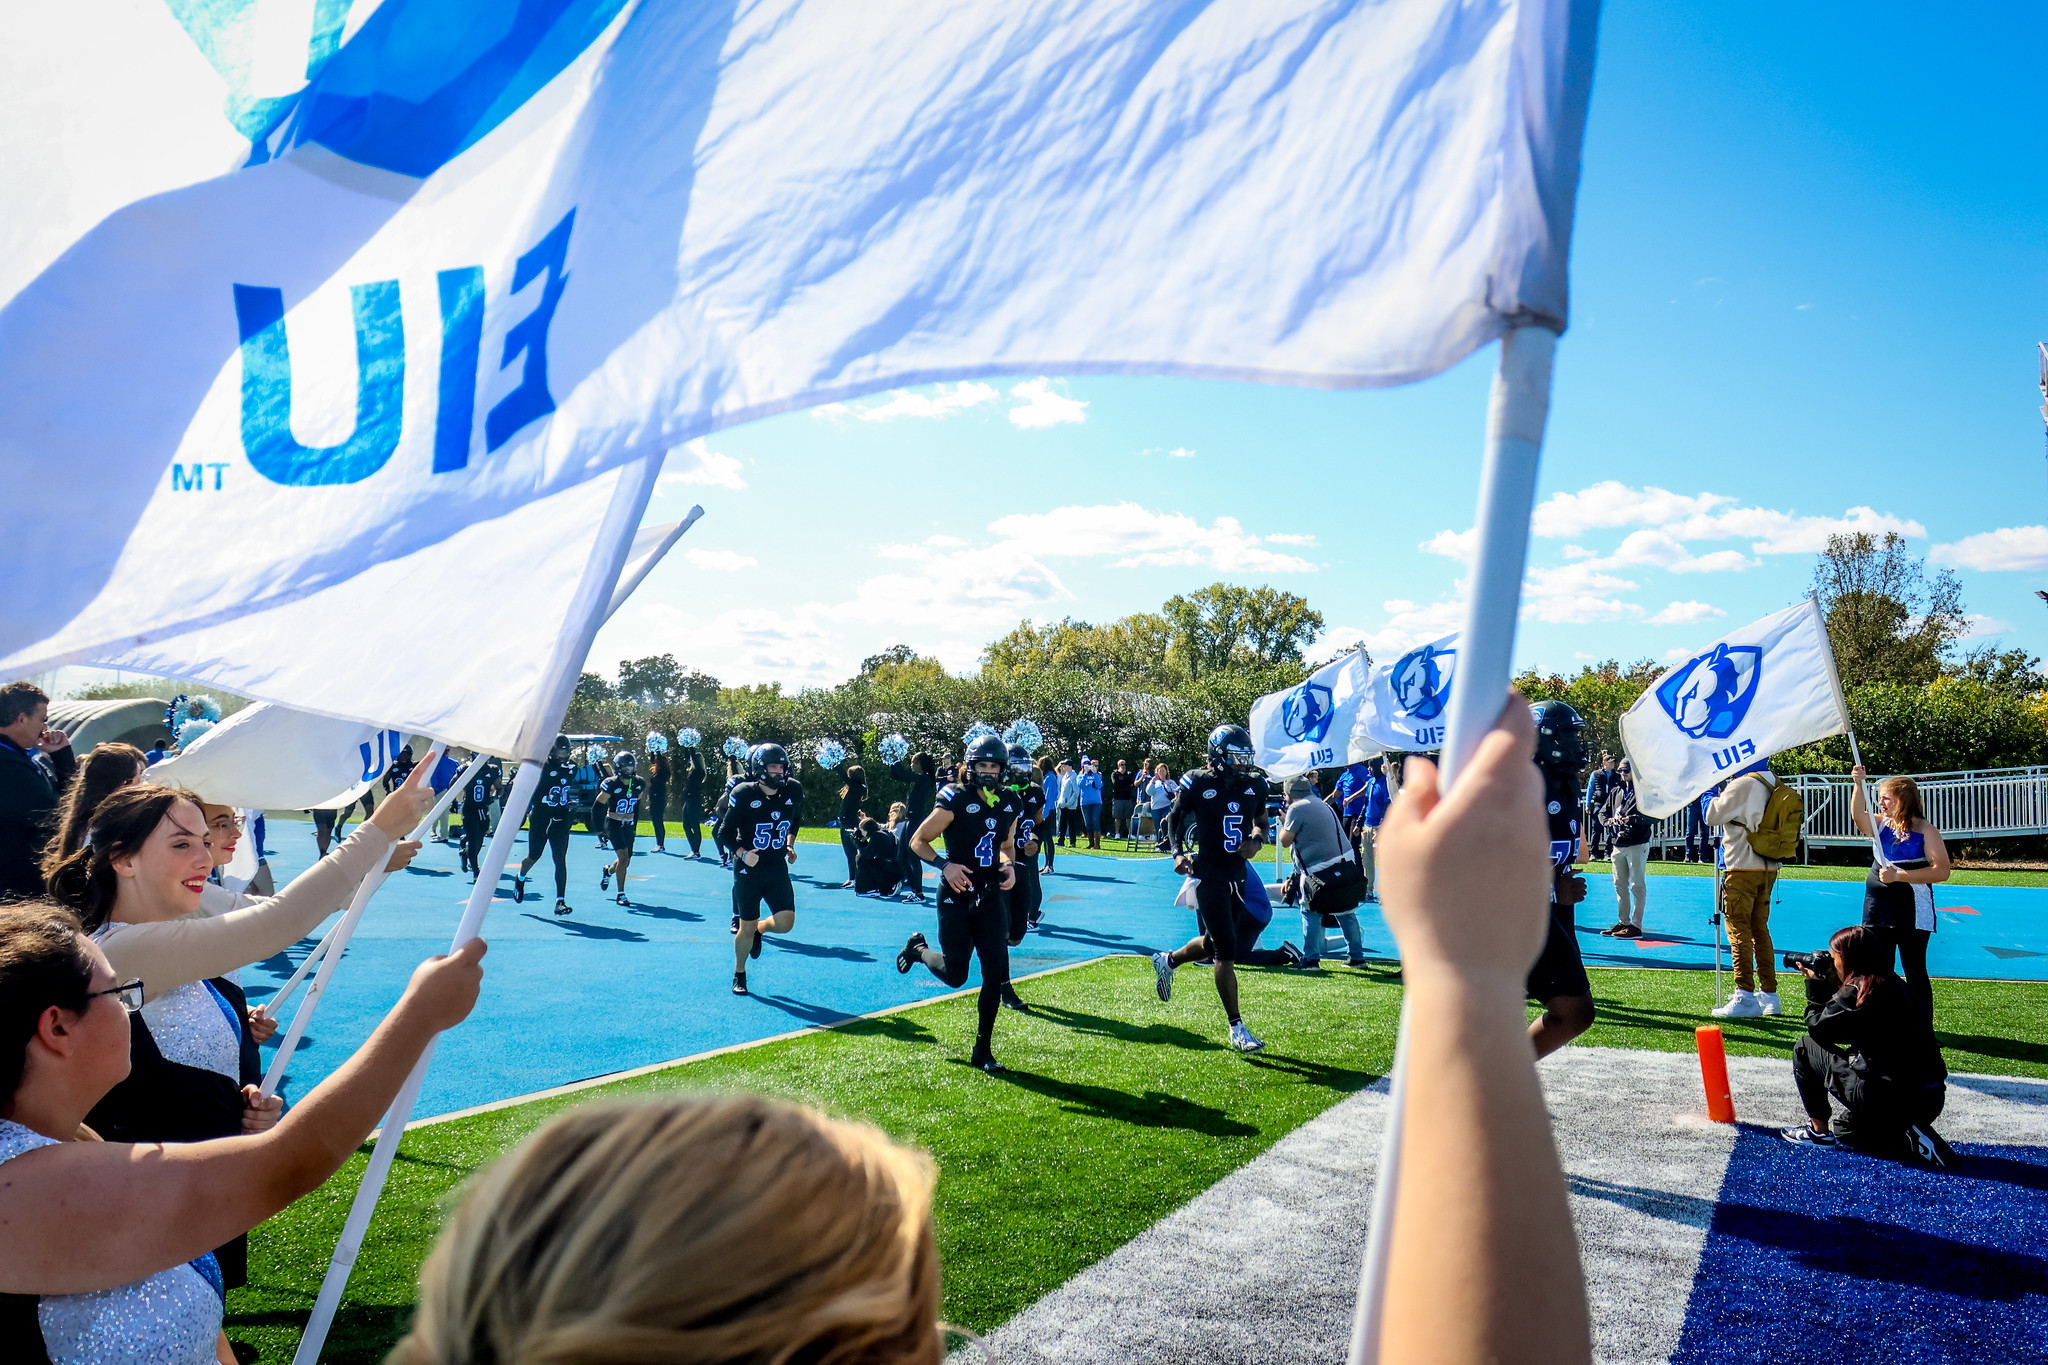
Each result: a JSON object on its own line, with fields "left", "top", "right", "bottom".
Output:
{"left": 1695, "top": 1024, "right": 1736, "bottom": 1123}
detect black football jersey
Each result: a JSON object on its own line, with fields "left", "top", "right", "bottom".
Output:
{"left": 718, "top": 779, "right": 805, "bottom": 860}
{"left": 1007, "top": 782, "right": 1047, "bottom": 852}
{"left": 534, "top": 758, "right": 577, "bottom": 811}
{"left": 599, "top": 774, "right": 645, "bottom": 821}
{"left": 466, "top": 769, "right": 499, "bottom": 810}
{"left": 934, "top": 781, "right": 1021, "bottom": 874}
{"left": 1170, "top": 767, "right": 1270, "bottom": 873}
{"left": 1544, "top": 772, "right": 1583, "bottom": 900}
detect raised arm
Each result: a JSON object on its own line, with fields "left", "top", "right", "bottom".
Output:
{"left": 0, "top": 941, "right": 485, "bottom": 1296}
{"left": 1374, "top": 697, "right": 1591, "bottom": 1365}
{"left": 1848, "top": 764, "right": 1876, "bottom": 839}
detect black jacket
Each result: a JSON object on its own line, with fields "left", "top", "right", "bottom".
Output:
{"left": 1804, "top": 975, "right": 1947, "bottom": 1090}
{"left": 889, "top": 762, "right": 937, "bottom": 821}
{"left": 0, "top": 738, "right": 73, "bottom": 899}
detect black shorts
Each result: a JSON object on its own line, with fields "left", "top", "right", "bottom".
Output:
{"left": 734, "top": 860, "right": 795, "bottom": 921}
{"left": 1525, "top": 899, "right": 1590, "bottom": 1003}
{"left": 1194, "top": 873, "right": 1245, "bottom": 963}
{"left": 608, "top": 819, "right": 638, "bottom": 856}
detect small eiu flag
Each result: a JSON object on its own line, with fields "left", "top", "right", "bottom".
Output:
{"left": 1619, "top": 598, "right": 1850, "bottom": 818}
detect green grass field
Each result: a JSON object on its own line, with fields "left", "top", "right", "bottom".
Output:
{"left": 224, "top": 958, "right": 2048, "bottom": 1363}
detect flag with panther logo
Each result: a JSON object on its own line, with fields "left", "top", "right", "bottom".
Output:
{"left": 1250, "top": 649, "right": 1373, "bottom": 778}
{"left": 1619, "top": 598, "right": 1849, "bottom": 818}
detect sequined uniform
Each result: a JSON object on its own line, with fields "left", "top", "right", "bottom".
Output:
{"left": 718, "top": 778, "right": 805, "bottom": 920}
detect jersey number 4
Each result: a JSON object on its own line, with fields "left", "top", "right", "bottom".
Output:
{"left": 974, "top": 832, "right": 996, "bottom": 867}
{"left": 753, "top": 819, "right": 791, "bottom": 850}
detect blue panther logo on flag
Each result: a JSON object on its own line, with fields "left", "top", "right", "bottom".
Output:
{"left": 1391, "top": 641, "right": 1455, "bottom": 722}
{"left": 1656, "top": 643, "right": 1763, "bottom": 740}
{"left": 1281, "top": 679, "right": 1336, "bottom": 743}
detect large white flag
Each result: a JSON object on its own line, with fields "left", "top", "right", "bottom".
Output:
{"left": 1250, "top": 651, "right": 1373, "bottom": 779}
{"left": 1619, "top": 599, "right": 1850, "bottom": 818}
{"left": 1355, "top": 634, "right": 1461, "bottom": 754}
{"left": 0, "top": 0, "right": 1599, "bottom": 674}
{"left": 149, "top": 703, "right": 415, "bottom": 811}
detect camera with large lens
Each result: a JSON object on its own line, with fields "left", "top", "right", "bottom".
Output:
{"left": 1783, "top": 949, "right": 1834, "bottom": 975}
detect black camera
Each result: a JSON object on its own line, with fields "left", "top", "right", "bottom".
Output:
{"left": 1783, "top": 949, "right": 1835, "bottom": 975}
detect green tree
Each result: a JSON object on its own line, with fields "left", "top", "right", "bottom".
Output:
{"left": 1949, "top": 644, "right": 2043, "bottom": 700}
{"left": 1812, "top": 532, "right": 1966, "bottom": 689}
{"left": 1160, "top": 584, "right": 1323, "bottom": 681}
{"left": 1513, "top": 659, "right": 1662, "bottom": 764}
{"left": 982, "top": 614, "right": 1178, "bottom": 688}
{"left": 614, "top": 654, "right": 722, "bottom": 707}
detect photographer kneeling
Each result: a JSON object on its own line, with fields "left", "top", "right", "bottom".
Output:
{"left": 1783, "top": 925, "right": 1951, "bottom": 1166}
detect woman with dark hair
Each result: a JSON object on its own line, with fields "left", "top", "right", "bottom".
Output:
{"left": 0, "top": 900, "right": 483, "bottom": 1363}
{"left": 48, "top": 742, "right": 148, "bottom": 863}
{"left": 646, "top": 745, "right": 672, "bottom": 854}
{"left": 836, "top": 765, "right": 868, "bottom": 889}
{"left": 1783, "top": 924, "right": 1950, "bottom": 1163}
{"left": 679, "top": 749, "right": 707, "bottom": 859}
{"left": 852, "top": 817, "right": 902, "bottom": 898}
{"left": 1850, "top": 765, "right": 1949, "bottom": 1015}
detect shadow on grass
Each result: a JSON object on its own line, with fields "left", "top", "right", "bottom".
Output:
{"left": 228, "top": 1301, "right": 414, "bottom": 1365}
{"left": 1026, "top": 1003, "right": 1225, "bottom": 1053}
{"left": 746, "top": 992, "right": 859, "bottom": 1026}
{"left": 979, "top": 1065, "right": 1259, "bottom": 1136}
{"left": 1240, "top": 1053, "right": 1380, "bottom": 1093}
{"left": 1586, "top": 1000, "right": 1803, "bottom": 1053}
{"left": 834, "top": 1014, "right": 939, "bottom": 1045}
{"left": 1935, "top": 1031, "right": 2048, "bottom": 1070}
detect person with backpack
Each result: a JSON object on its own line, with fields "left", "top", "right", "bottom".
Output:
{"left": 1705, "top": 757, "right": 1804, "bottom": 1018}
{"left": 1598, "top": 759, "right": 1653, "bottom": 938}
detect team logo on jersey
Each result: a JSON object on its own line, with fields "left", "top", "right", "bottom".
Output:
{"left": 1202, "top": 789, "right": 1217, "bottom": 799}
{"left": 1228, "top": 802, "right": 1239, "bottom": 812}
{"left": 986, "top": 818, "right": 997, "bottom": 828}
{"left": 1656, "top": 642, "right": 1763, "bottom": 741}
{"left": 1391, "top": 641, "right": 1456, "bottom": 722}
{"left": 1548, "top": 800, "right": 1561, "bottom": 814}
{"left": 750, "top": 800, "right": 762, "bottom": 807}
{"left": 1281, "top": 678, "right": 1337, "bottom": 743}
{"left": 967, "top": 803, "right": 980, "bottom": 813}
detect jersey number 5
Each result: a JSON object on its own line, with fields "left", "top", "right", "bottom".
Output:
{"left": 1222, "top": 814, "right": 1243, "bottom": 852}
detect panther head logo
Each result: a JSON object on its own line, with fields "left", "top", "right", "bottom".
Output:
{"left": 1391, "top": 642, "right": 1455, "bottom": 722}
{"left": 1656, "top": 643, "right": 1763, "bottom": 740}
{"left": 1281, "top": 680, "right": 1336, "bottom": 743}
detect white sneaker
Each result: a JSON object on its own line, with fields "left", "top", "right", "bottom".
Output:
{"left": 1228, "top": 1021, "right": 1265, "bottom": 1053}
{"left": 1756, "top": 991, "right": 1781, "bottom": 1016}
{"left": 1712, "top": 990, "right": 1762, "bottom": 1019}
{"left": 1151, "top": 951, "right": 1174, "bottom": 1002}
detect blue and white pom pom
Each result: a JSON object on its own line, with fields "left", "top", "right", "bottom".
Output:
{"left": 723, "top": 735, "right": 749, "bottom": 759}
{"left": 645, "top": 730, "right": 670, "bottom": 755}
{"left": 588, "top": 743, "right": 609, "bottom": 762}
{"left": 188, "top": 696, "right": 222, "bottom": 723}
{"left": 814, "top": 738, "right": 847, "bottom": 770}
{"left": 677, "top": 727, "right": 702, "bottom": 749}
{"left": 962, "top": 721, "right": 1000, "bottom": 749}
{"left": 877, "top": 733, "right": 910, "bottom": 766}
{"left": 1001, "top": 718, "right": 1044, "bottom": 754}
{"left": 164, "top": 695, "right": 191, "bottom": 731}
{"left": 174, "top": 717, "right": 215, "bottom": 749}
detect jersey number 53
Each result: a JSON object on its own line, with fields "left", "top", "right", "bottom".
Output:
{"left": 753, "top": 819, "right": 791, "bottom": 850}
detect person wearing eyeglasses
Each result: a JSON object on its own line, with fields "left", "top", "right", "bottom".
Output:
{"left": 0, "top": 899, "right": 485, "bottom": 1365}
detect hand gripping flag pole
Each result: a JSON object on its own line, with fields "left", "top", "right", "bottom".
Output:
{"left": 1347, "top": 324, "right": 1559, "bottom": 1365}
{"left": 292, "top": 457, "right": 665, "bottom": 1364}
{"left": 257, "top": 746, "right": 489, "bottom": 1101}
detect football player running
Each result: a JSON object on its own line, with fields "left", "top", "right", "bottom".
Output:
{"left": 514, "top": 736, "right": 578, "bottom": 917}
{"left": 1526, "top": 700, "right": 1597, "bottom": 1056}
{"left": 1151, "top": 723, "right": 1273, "bottom": 1053}
{"left": 458, "top": 756, "right": 501, "bottom": 882}
{"left": 998, "top": 743, "right": 1047, "bottom": 1013}
{"left": 718, "top": 743, "right": 804, "bottom": 997}
{"left": 596, "top": 750, "right": 646, "bottom": 907}
{"left": 896, "top": 735, "right": 1022, "bottom": 1073}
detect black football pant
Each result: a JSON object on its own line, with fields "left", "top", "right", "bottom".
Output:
{"left": 647, "top": 783, "right": 668, "bottom": 850}
{"left": 1794, "top": 1034, "right": 1945, "bottom": 1152}
{"left": 462, "top": 807, "right": 491, "bottom": 871}
{"left": 929, "top": 876, "right": 1011, "bottom": 1049}
{"left": 527, "top": 812, "right": 572, "bottom": 898}
{"left": 681, "top": 796, "right": 704, "bottom": 855}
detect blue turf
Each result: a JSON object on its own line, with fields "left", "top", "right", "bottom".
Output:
{"left": 241, "top": 827, "right": 2048, "bottom": 1118}
{"left": 1672, "top": 1128, "right": 2048, "bottom": 1363}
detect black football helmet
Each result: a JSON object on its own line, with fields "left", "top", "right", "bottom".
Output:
{"left": 1530, "top": 700, "right": 1589, "bottom": 773}
{"left": 1005, "top": 743, "right": 1035, "bottom": 784}
{"left": 550, "top": 735, "right": 571, "bottom": 761}
{"left": 748, "top": 742, "right": 790, "bottom": 787}
{"left": 615, "top": 750, "right": 637, "bottom": 775}
{"left": 1206, "top": 723, "right": 1255, "bottom": 773}
{"left": 966, "top": 734, "right": 1008, "bottom": 784}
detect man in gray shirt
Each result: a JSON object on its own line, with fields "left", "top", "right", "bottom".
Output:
{"left": 1280, "top": 776, "right": 1368, "bottom": 966}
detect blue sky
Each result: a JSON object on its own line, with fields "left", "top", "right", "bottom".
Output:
{"left": 591, "top": 3, "right": 2048, "bottom": 689}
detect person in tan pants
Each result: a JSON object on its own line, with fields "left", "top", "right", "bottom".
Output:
{"left": 1706, "top": 761, "right": 1784, "bottom": 1017}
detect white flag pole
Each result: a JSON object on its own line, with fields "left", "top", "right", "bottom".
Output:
{"left": 1806, "top": 592, "right": 1887, "bottom": 868}
{"left": 257, "top": 747, "right": 487, "bottom": 1100}
{"left": 1347, "top": 324, "right": 1558, "bottom": 1365}
{"left": 291, "top": 456, "right": 666, "bottom": 1364}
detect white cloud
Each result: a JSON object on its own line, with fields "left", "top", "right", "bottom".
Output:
{"left": 1586, "top": 529, "right": 1754, "bottom": 574}
{"left": 987, "top": 502, "right": 1315, "bottom": 574}
{"left": 683, "top": 548, "right": 759, "bottom": 572}
{"left": 1323, "top": 599, "right": 1470, "bottom": 661}
{"left": 1647, "top": 600, "right": 1727, "bottom": 626}
{"left": 1532, "top": 482, "right": 1734, "bottom": 538}
{"left": 1168, "top": 446, "right": 1195, "bottom": 458}
{"left": 1264, "top": 532, "right": 1317, "bottom": 546}
{"left": 1662, "top": 504, "right": 1924, "bottom": 555}
{"left": 1531, "top": 481, "right": 1923, "bottom": 556}
{"left": 1962, "top": 614, "right": 2012, "bottom": 640}
{"left": 844, "top": 542, "right": 1072, "bottom": 629}
{"left": 812, "top": 382, "right": 997, "bottom": 424}
{"left": 1931, "top": 525, "right": 2048, "bottom": 572}
{"left": 633, "top": 603, "right": 842, "bottom": 687}
{"left": 925, "top": 533, "right": 968, "bottom": 548}
{"left": 1007, "top": 378, "right": 1088, "bottom": 429}
{"left": 876, "top": 543, "right": 933, "bottom": 561}
{"left": 1419, "top": 528, "right": 1477, "bottom": 563}
{"left": 658, "top": 438, "right": 746, "bottom": 491}
{"left": 1521, "top": 564, "right": 1643, "bottom": 625}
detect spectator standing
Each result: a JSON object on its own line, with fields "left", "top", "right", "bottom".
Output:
{"left": 1684, "top": 787, "right": 1720, "bottom": 864}
{"left": 1076, "top": 758, "right": 1105, "bottom": 849}
{"left": 1360, "top": 757, "right": 1392, "bottom": 900}
{"left": 49, "top": 741, "right": 148, "bottom": 863}
{"left": 1280, "top": 776, "right": 1369, "bottom": 967}
{"left": 1582, "top": 753, "right": 1617, "bottom": 860}
{"left": 1035, "top": 759, "right": 1061, "bottom": 871}
{"left": 1599, "top": 759, "right": 1652, "bottom": 937}
{"left": 837, "top": 765, "right": 868, "bottom": 888}
{"left": 1147, "top": 760, "right": 1177, "bottom": 851}
{"left": 1706, "top": 759, "right": 1785, "bottom": 1019}
{"left": 144, "top": 739, "right": 168, "bottom": 766}
{"left": 1851, "top": 765, "right": 1948, "bottom": 1017}
{"left": 0, "top": 681, "right": 75, "bottom": 900}
{"left": 1109, "top": 759, "right": 1136, "bottom": 841}
{"left": 1052, "top": 761, "right": 1081, "bottom": 846}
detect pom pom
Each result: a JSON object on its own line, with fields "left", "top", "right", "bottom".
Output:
{"left": 1001, "top": 718, "right": 1044, "bottom": 754}
{"left": 877, "top": 733, "right": 910, "bottom": 766}
{"left": 645, "top": 730, "right": 670, "bottom": 754}
{"left": 677, "top": 727, "right": 702, "bottom": 749}
{"left": 189, "top": 696, "right": 222, "bottom": 723}
{"left": 174, "top": 717, "right": 215, "bottom": 749}
{"left": 588, "top": 744, "right": 608, "bottom": 762}
{"left": 723, "top": 735, "right": 749, "bottom": 759}
{"left": 814, "top": 738, "right": 847, "bottom": 769}
{"left": 962, "top": 721, "right": 1000, "bottom": 749}
{"left": 165, "top": 695, "right": 190, "bottom": 730}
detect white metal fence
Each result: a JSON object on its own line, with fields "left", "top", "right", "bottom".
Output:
{"left": 1635, "top": 765, "right": 2048, "bottom": 862}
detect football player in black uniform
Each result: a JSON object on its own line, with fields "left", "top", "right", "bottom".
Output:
{"left": 895, "top": 735, "right": 1021, "bottom": 1072}
{"left": 717, "top": 743, "right": 804, "bottom": 996}
{"left": 998, "top": 743, "right": 1046, "bottom": 1012}
{"left": 515, "top": 736, "right": 578, "bottom": 916}
{"left": 458, "top": 756, "right": 502, "bottom": 881}
{"left": 596, "top": 750, "right": 646, "bottom": 907}
{"left": 1527, "top": 700, "right": 1596, "bottom": 1057}
{"left": 1150, "top": 723, "right": 1272, "bottom": 1053}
